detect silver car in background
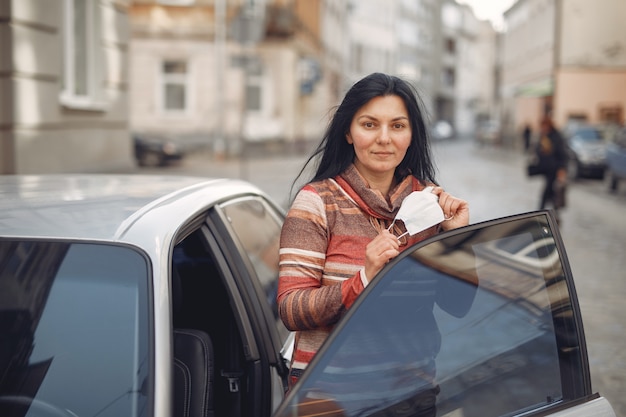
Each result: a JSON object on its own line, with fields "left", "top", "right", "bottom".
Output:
{"left": 565, "top": 125, "right": 607, "bottom": 179}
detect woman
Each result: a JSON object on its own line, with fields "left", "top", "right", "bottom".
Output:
{"left": 277, "top": 73, "right": 469, "bottom": 388}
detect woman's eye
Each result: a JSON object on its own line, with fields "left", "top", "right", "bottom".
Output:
{"left": 393, "top": 123, "right": 405, "bottom": 129}
{"left": 363, "top": 122, "right": 375, "bottom": 128}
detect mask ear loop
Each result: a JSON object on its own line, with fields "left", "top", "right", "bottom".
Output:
{"left": 392, "top": 217, "right": 452, "bottom": 241}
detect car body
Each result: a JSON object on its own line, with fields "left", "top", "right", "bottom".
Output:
{"left": 0, "top": 175, "right": 290, "bottom": 417}
{"left": 475, "top": 120, "right": 501, "bottom": 145}
{"left": 134, "top": 134, "right": 186, "bottom": 167}
{"left": 605, "top": 126, "right": 626, "bottom": 193}
{"left": 0, "top": 175, "right": 616, "bottom": 417}
{"left": 565, "top": 125, "right": 607, "bottom": 179}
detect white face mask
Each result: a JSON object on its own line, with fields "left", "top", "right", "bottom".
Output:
{"left": 388, "top": 186, "right": 445, "bottom": 238}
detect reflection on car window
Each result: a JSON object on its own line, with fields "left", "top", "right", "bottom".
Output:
{"left": 277, "top": 214, "right": 586, "bottom": 417}
{"left": 221, "top": 198, "right": 286, "bottom": 339}
{"left": 0, "top": 240, "right": 151, "bottom": 417}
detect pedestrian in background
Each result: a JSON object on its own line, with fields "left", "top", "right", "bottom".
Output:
{"left": 535, "top": 117, "right": 568, "bottom": 219}
{"left": 523, "top": 123, "right": 532, "bottom": 152}
{"left": 277, "top": 73, "right": 471, "bottom": 415}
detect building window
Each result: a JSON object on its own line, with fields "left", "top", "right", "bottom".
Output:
{"left": 445, "top": 38, "right": 456, "bottom": 54}
{"left": 162, "top": 60, "right": 188, "bottom": 113}
{"left": 599, "top": 106, "right": 623, "bottom": 124}
{"left": 60, "top": 0, "right": 104, "bottom": 110}
{"left": 443, "top": 67, "right": 456, "bottom": 87}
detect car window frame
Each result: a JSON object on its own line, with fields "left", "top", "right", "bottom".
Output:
{"left": 206, "top": 196, "right": 289, "bottom": 364}
{"left": 276, "top": 210, "right": 595, "bottom": 417}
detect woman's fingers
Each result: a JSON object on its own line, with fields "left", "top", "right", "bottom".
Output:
{"left": 430, "top": 187, "right": 470, "bottom": 230}
{"left": 364, "top": 230, "right": 400, "bottom": 280}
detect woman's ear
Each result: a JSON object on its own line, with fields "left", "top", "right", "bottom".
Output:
{"left": 346, "top": 132, "right": 353, "bottom": 144}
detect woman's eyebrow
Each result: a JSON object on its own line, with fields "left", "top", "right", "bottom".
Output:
{"left": 356, "top": 114, "right": 408, "bottom": 121}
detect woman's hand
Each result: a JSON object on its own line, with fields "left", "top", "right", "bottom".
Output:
{"left": 430, "top": 187, "right": 470, "bottom": 231}
{"left": 364, "top": 229, "right": 400, "bottom": 282}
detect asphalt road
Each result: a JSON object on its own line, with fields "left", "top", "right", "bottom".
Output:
{"left": 130, "top": 137, "right": 626, "bottom": 415}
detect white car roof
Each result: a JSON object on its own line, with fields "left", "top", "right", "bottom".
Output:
{"left": 0, "top": 174, "right": 268, "bottom": 243}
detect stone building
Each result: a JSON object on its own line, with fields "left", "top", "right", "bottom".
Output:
{"left": 0, "top": 0, "right": 132, "bottom": 174}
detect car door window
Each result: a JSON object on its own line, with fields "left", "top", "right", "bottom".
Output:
{"left": 220, "top": 197, "right": 287, "bottom": 339}
{"left": 275, "top": 213, "right": 589, "bottom": 417}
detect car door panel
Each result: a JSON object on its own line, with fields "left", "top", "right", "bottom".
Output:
{"left": 274, "top": 211, "right": 614, "bottom": 417}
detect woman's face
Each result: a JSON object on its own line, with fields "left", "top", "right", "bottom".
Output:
{"left": 346, "top": 94, "right": 412, "bottom": 180}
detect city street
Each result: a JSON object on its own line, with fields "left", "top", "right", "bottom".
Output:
{"left": 129, "top": 137, "right": 626, "bottom": 415}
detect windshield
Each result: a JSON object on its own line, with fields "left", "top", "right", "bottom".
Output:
{"left": 0, "top": 240, "right": 152, "bottom": 417}
{"left": 276, "top": 213, "right": 587, "bottom": 417}
{"left": 573, "top": 127, "right": 602, "bottom": 142}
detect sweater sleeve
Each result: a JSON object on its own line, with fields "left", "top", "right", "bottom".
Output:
{"left": 277, "top": 185, "right": 365, "bottom": 331}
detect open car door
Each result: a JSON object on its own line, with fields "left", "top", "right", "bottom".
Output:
{"left": 274, "top": 211, "right": 616, "bottom": 417}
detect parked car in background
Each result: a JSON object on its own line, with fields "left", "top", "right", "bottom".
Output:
{"left": 606, "top": 126, "right": 626, "bottom": 193}
{"left": 0, "top": 175, "right": 616, "bottom": 417}
{"left": 475, "top": 119, "right": 501, "bottom": 145}
{"left": 564, "top": 125, "right": 607, "bottom": 179}
{"left": 134, "top": 133, "right": 185, "bottom": 167}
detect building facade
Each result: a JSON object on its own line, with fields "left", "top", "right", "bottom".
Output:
{"left": 1, "top": 0, "right": 503, "bottom": 173}
{"left": 501, "top": 0, "right": 626, "bottom": 142}
{"left": 439, "top": 0, "right": 498, "bottom": 137}
{"left": 396, "top": 0, "right": 440, "bottom": 118}
{"left": 555, "top": 0, "right": 626, "bottom": 128}
{"left": 129, "top": 0, "right": 332, "bottom": 156}
{"left": 0, "top": 0, "right": 132, "bottom": 174}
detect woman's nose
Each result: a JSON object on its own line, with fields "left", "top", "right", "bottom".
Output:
{"left": 377, "top": 127, "right": 391, "bottom": 144}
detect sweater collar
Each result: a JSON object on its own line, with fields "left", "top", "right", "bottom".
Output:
{"left": 335, "top": 164, "right": 423, "bottom": 221}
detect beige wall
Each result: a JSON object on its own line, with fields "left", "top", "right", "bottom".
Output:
{"left": 515, "top": 96, "right": 545, "bottom": 135}
{"left": 554, "top": 69, "right": 626, "bottom": 126}
{"left": 553, "top": 0, "right": 626, "bottom": 127}
{"left": 501, "top": 0, "right": 626, "bottom": 142}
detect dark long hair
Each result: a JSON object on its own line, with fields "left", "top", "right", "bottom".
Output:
{"left": 292, "top": 73, "right": 437, "bottom": 195}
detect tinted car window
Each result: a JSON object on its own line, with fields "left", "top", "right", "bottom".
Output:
{"left": 0, "top": 240, "right": 151, "bottom": 417}
{"left": 277, "top": 213, "right": 588, "bottom": 417}
{"left": 220, "top": 197, "right": 286, "bottom": 339}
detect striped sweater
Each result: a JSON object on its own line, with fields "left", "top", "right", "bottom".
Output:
{"left": 277, "top": 164, "right": 439, "bottom": 386}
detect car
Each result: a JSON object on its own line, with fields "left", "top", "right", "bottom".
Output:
{"left": 475, "top": 120, "right": 501, "bottom": 146}
{"left": 605, "top": 126, "right": 626, "bottom": 193}
{"left": 0, "top": 175, "right": 616, "bottom": 417}
{"left": 564, "top": 125, "right": 607, "bottom": 179}
{"left": 0, "top": 175, "right": 290, "bottom": 417}
{"left": 134, "top": 134, "right": 186, "bottom": 167}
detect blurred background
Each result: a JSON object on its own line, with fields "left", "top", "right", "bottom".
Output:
{"left": 1, "top": 0, "right": 625, "bottom": 414}
{"left": 1, "top": 0, "right": 624, "bottom": 173}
